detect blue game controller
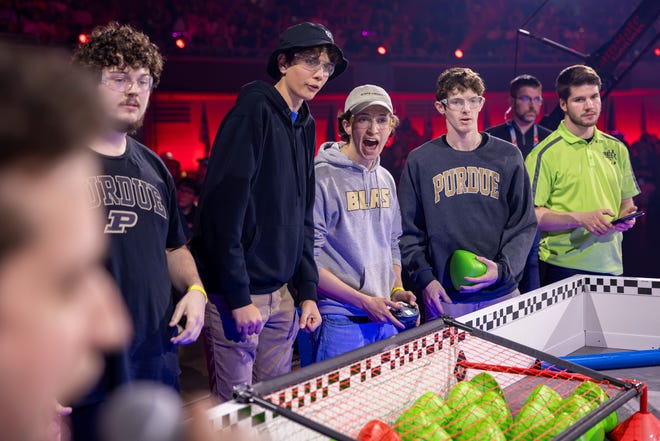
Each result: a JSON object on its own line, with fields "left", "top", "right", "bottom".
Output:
{"left": 390, "top": 302, "right": 419, "bottom": 330}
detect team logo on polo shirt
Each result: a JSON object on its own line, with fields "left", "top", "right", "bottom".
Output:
{"left": 603, "top": 149, "right": 617, "bottom": 165}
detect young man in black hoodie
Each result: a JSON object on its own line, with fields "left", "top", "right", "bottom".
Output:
{"left": 193, "top": 22, "right": 348, "bottom": 401}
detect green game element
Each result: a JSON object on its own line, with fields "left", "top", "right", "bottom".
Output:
{"left": 524, "top": 384, "right": 563, "bottom": 413}
{"left": 547, "top": 412, "right": 576, "bottom": 439}
{"left": 413, "top": 392, "right": 452, "bottom": 426}
{"left": 558, "top": 393, "right": 597, "bottom": 420}
{"left": 510, "top": 399, "right": 556, "bottom": 440}
{"left": 602, "top": 411, "right": 619, "bottom": 433}
{"left": 450, "top": 250, "right": 487, "bottom": 290}
{"left": 394, "top": 404, "right": 450, "bottom": 441}
{"left": 571, "top": 381, "right": 618, "bottom": 433}
{"left": 477, "top": 390, "right": 513, "bottom": 433}
{"left": 445, "top": 403, "right": 505, "bottom": 441}
{"left": 446, "top": 381, "right": 484, "bottom": 413}
{"left": 573, "top": 381, "right": 609, "bottom": 405}
{"left": 470, "top": 372, "right": 503, "bottom": 396}
{"left": 576, "top": 422, "right": 606, "bottom": 441}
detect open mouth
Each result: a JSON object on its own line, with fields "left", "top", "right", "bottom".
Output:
{"left": 363, "top": 139, "right": 379, "bottom": 148}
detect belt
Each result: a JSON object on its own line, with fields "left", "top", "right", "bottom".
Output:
{"left": 346, "top": 315, "right": 372, "bottom": 324}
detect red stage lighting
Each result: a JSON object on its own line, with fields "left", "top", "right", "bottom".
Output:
{"left": 377, "top": 45, "right": 387, "bottom": 56}
{"left": 175, "top": 38, "right": 186, "bottom": 49}
{"left": 78, "top": 33, "right": 89, "bottom": 44}
{"left": 654, "top": 47, "right": 660, "bottom": 57}
{"left": 454, "top": 49, "right": 464, "bottom": 59}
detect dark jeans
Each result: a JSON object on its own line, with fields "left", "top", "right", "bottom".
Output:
{"left": 519, "top": 230, "right": 541, "bottom": 293}
{"left": 539, "top": 261, "right": 613, "bottom": 286}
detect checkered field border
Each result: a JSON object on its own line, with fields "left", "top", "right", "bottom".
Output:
{"left": 264, "top": 327, "right": 466, "bottom": 411}
{"left": 462, "top": 277, "right": 585, "bottom": 330}
{"left": 584, "top": 276, "right": 660, "bottom": 296}
{"left": 463, "top": 276, "right": 660, "bottom": 332}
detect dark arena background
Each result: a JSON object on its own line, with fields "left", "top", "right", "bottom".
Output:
{"left": 2, "top": 0, "right": 658, "bottom": 279}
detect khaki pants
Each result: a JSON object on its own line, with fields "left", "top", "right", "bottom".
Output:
{"left": 202, "top": 285, "right": 299, "bottom": 402}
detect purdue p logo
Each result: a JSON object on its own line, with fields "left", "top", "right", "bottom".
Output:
{"left": 105, "top": 210, "right": 138, "bottom": 233}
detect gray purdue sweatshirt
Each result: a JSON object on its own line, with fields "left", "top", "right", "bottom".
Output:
{"left": 313, "top": 141, "right": 402, "bottom": 316}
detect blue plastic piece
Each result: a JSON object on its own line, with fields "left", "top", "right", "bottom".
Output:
{"left": 539, "top": 349, "right": 660, "bottom": 371}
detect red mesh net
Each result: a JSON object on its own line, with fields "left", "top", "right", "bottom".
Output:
{"left": 256, "top": 325, "right": 631, "bottom": 441}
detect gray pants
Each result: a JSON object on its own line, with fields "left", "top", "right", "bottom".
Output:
{"left": 202, "top": 285, "right": 299, "bottom": 402}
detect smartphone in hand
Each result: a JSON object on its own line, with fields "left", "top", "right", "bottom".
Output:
{"left": 611, "top": 211, "right": 645, "bottom": 225}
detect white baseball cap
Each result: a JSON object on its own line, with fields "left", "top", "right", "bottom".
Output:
{"left": 344, "top": 84, "right": 393, "bottom": 114}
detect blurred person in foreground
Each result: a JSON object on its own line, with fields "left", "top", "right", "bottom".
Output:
{"left": 0, "top": 42, "right": 131, "bottom": 441}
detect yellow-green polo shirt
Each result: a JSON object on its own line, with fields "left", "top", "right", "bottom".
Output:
{"left": 525, "top": 121, "right": 639, "bottom": 274}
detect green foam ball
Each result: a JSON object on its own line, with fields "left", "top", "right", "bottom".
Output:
{"left": 450, "top": 250, "right": 487, "bottom": 290}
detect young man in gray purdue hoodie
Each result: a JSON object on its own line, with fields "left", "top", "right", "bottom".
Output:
{"left": 398, "top": 67, "right": 537, "bottom": 321}
{"left": 313, "top": 85, "right": 417, "bottom": 362}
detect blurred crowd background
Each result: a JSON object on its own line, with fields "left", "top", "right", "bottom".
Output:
{"left": 1, "top": 0, "right": 652, "bottom": 63}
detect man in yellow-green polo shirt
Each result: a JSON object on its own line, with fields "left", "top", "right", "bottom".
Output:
{"left": 525, "top": 65, "right": 640, "bottom": 285}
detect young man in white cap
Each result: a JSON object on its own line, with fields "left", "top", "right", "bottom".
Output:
{"left": 312, "top": 85, "right": 417, "bottom": 362}
{"left": 193, "top": 22, "right": 348, "bottom": 400}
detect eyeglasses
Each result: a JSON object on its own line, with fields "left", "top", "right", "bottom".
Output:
{"left": 101, "top": 73, "right": 153, "bottom": 93}
{"left": 440, "top": 96, "right": 485, "bottom": 111}
{"left": 351, "top": 114, "right": 392, "bottom": 129}
{"left": 293, "top": 54, "right": 335, "bottom": 77}
{"left": 516, "top": 95, "right": 543, "bottom": 105}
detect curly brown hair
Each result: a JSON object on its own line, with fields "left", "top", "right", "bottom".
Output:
{"left": 72, "top": 22, "right": 164, "bottom": 88}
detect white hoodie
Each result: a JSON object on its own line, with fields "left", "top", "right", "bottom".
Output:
{"left": 313, "top": 141, "right": 402, "bottom": 316}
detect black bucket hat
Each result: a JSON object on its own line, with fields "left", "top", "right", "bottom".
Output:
{"left": 266, "top": 22, "right": 348, "bottom": 81}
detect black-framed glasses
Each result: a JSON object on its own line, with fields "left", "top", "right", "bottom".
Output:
{"left": 441, "top": 96, "right": 485, "bottom": 111}
{"left": 293, "top": 54, "right": 335, "bottom": 77}
{"left": 516, "top": 95, "right": 543, "bottom": 105}
{"left": 101, "top": 73, "right": 153, "bottom": 93}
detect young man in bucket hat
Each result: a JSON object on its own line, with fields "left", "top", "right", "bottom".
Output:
{"left": 192, "top": 22, "right": 348, "bottom": 401}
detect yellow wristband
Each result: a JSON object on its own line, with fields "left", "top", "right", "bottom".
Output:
{"left": 187, "top": 284, "right": 208, "bottom": 303}
{"left": 391, "top": 286, "right": 405, "bottom": 297}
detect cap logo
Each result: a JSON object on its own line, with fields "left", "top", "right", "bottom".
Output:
{"left": 324, "top": 29, "right": 334, "bottom": 42}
